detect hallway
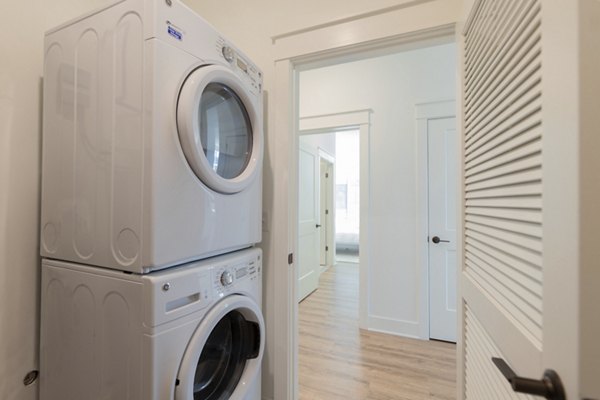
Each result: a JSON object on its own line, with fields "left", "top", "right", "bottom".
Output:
{"left": 298, "top": 263, "right": 456, "bottom": 399}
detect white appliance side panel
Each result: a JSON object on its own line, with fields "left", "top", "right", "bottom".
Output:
{"left": 110, "top": 10, "right": 145, "bottom": 268}
{"left": 40, "top": 262, "right": 144, "bottom": 400}
{"left": 41, "top": 0, "right": 146, "bottom": 271}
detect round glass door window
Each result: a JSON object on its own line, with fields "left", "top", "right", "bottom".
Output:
{"left": 198, "top": 83, "right": 253, "bottom": 180}
{"left": 192, "top": 310, "right": 260, "bottom": 400}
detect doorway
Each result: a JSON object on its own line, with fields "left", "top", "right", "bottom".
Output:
{"left": 416, "top": 101, "right": 458, "bottom": 342}
{"left": 294, "top": 42, "right": 457, "bottom": 398}
{"left": 269, "top": 8, "right": 458, "bottom": 397}
{"left": 319, "top": 155, "right": 334, "bottom": 271}
{"left": 296, "top": 112, "right": 370, "bottom": 315}
{"left": 296, "top": 128, "right": 360, "bottom": 302}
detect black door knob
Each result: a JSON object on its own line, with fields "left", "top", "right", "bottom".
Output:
{"left": 316, "top": 224, "right": 321, "bottom": 228}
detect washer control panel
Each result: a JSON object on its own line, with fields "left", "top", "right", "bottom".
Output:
{"left": 220, "top": 270, "right": 234, "bottom": 286}
{"left": 214, "top": 256, "right": 260, "bottom": 296}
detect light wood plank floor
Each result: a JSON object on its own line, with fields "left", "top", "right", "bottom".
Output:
{"left": 299, "top": 263, "right": 456, "bottom": 400}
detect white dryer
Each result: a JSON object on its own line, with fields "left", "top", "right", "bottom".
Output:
{"left": 41, "top": 0, "right": 263, "bottom": 273}
{"left": 40, "top": 248, "right": 264, "bottom": 400}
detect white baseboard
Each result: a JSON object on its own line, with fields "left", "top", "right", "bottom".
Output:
{"left": 320, "top": 263, "right": 332, "bottom": 274}
{"left": 368, "top": 315, "right": 423, "bottom": 339}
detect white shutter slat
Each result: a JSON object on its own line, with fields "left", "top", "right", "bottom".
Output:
{"left": 465, "top": 0, "right": 515, "bottom": 75}
{"left": 465, "top": 221, "right": 542, "bottom": 252}
{"left": 465, "top": 236, "right": 542, "bottom": 282}
{"left": 465, "top": 58, "right": 541, "bottom": 139}
{"left": 466, "top": 246, "right": 542, "bottom": 301}
{"left": 466, "top": 138, "right": 541, "bottom": 177}
{"left": 465, "top": 182, "right": 542, "bottom": 200}
{"left": 465, "top": 1, "right": 540, "bottom": 108}
{"left": 465, "top": 0, "right": 538, "bottom": 97}
{"left": 465, "top": 214, "right": 542, "bottom": 238}
{"left": 465, "top": 94, "right": 540, "bottom": 152}
{"left": 466, "top": 168, "right": 542, "bottom": 192}
{"left": 465, "top": 153, "right": 542, "bottom": 184}
{"left": 466, "top": 229, "right": 541, "bottom": 268}
{"left": 465, "top": 196, "right": 541, "bottom": 209}
{"left": 465, "top": 122, "right": 541, "bottom": 168}
{"left": 466, "top": 206, "right": 541, "bottom": 224}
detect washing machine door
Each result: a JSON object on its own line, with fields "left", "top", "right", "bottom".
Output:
{"left": 175, "top": 295, "right": 265, "bottom": 400}
{"left": 177, "top": 65, "right": 262, "bottom": 194}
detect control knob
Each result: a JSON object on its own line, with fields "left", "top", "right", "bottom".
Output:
{"left": 220, "top": 271, "right": 234, "bottom": 286}
{"left": 222, "top": 46, "right": 234, "bottom": 63}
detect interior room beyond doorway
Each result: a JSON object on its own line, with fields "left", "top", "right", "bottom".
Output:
{"left": 295, "top": 39, "right": 458, "bottom": 399}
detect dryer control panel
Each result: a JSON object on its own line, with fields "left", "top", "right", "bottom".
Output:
{"left": 216, "top": 38, "right": 262, "bottom": 96}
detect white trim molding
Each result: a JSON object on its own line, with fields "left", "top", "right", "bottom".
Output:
{"left": 299, "top": 109, "right": 372, "bottom": 133}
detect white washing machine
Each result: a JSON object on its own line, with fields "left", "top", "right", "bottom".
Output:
{"left": 41, "top": 0, "right": 263, "bottom": 273}
{"left": 40, "top": 248, "right": 264, "bottom": 400}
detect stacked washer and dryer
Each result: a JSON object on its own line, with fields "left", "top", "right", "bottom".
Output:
{"left": 39, "top": 0, "right": 264, "bottom": 399}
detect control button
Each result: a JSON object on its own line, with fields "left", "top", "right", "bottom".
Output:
{"left": 222, "top": 46, "right": 234, "bottom": 63}
{"left": 220, "top": 271, "right": 234, "bottom": 286}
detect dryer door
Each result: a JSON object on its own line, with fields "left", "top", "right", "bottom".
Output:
{"left": 177, "top": 65, "right": 262, "bottom": 194}
{"left": 175, "top": 295, "right": 264, "bottom": 400}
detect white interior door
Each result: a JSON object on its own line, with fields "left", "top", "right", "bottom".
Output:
{"left": 298, "top": 142, "right": 320, "bottom": 302}
{"left": 319, "top": 159, "right": 333, "bottom": 267}
{"left": 427, "top": 117, "right": 457, "bottom": 342}
{"left": 458, "top": 0, "right": 598, "bottom": 398}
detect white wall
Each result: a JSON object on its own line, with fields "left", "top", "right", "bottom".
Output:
{"left": 299, "top": 43, "right": 456, "bottom": 337}
{"left": 298, "top": 133, "right": 335, "bottom": 158}
{"left": 0, "top": 1, "right": 112, "bottom": 398}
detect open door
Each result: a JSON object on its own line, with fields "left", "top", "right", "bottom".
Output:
{"left": 319, "top": 158, "right": 334, "bottom": 269}
{"left": 297, "top": 141, "right": 320, "bottom": 302}
{"left": 458, "top": 1, "right": 599, "bottom": 399}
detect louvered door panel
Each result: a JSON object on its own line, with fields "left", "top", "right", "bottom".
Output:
{"left": 463, "top": 0, "right": 543, "bottom": 346}
{"left": 465, "top": 306, "right": 535, "bottom": 400}
{"left": 461, "top": 0, "right": 546, "bottom": 398}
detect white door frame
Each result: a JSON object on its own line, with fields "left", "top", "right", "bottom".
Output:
{"left": 270, "top": 4, "right": 460, "bottom": 398}
{"left": 415, "top": 99, "right": 456, "bottom": 340}
{"left": 299, "top": 110, "right": 371, "bottom": 330}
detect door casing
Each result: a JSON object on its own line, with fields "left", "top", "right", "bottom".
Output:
{"left": 415, "top": 100, "right": 457, "bottom": 341}
{"left": 271, "top": 5, "right": 460, "bottom": 398}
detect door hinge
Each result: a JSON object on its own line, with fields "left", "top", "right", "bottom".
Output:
{"left": 325, "top": 173, "right": 329, "bottom": 178}
{"left": 288, "top": 253, "right": 293, "bottom": 265}
{"left": 325, "top": 209, "right": 329, "bottom": 215}
{"left": 325, "top": 246, "right": 329, "bottom": 252}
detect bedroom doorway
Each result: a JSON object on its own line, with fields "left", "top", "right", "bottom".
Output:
{"left": 295, "top": 111, "right": 371, "bottom": 315}
{"left": 334, "top": 129, "right": 360, "bottom": 264}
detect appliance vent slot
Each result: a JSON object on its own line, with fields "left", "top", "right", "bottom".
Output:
{"left": 463, "top": 0, "right": 543, "bottom": 346}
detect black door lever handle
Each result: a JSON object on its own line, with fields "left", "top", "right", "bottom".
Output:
{"left": 491, "top": 357, "right": 566, "bottom": 400}
{"left": 431, "top": 236, "right": 450, "bottom": 244}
